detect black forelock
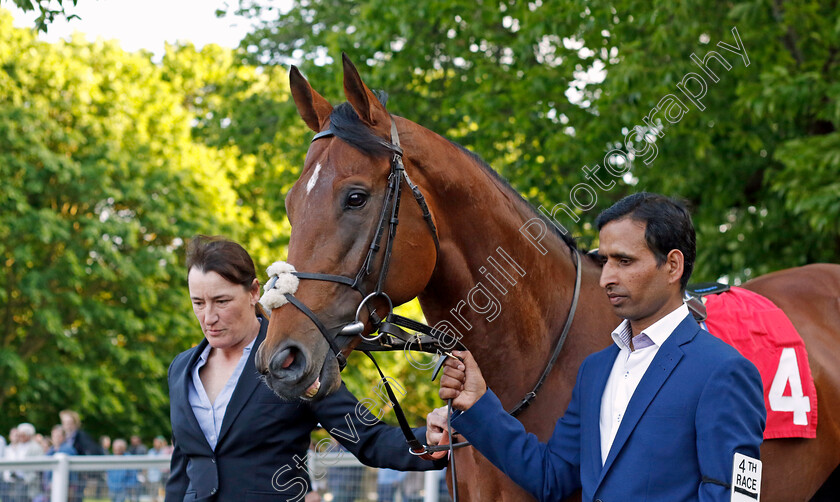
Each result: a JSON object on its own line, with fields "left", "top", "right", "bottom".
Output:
{"left": 328, "top": 90, "right": 395, "bottom": 157}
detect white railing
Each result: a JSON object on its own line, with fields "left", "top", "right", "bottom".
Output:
{"left": 0, "top": 454, "right": 170, "bottom": 501}
{"left": 0, "top": 453, "right": 447, "bottom": 502}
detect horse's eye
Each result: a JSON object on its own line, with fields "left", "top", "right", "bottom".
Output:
{"left": 346, "top": 192, "right": 368, "bottom": 209}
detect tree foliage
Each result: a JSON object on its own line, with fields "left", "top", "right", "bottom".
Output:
{"left": 231, "top": 0, "right": 840, "bottom": 284}
{"left": 0, "top": 10, "right": 292, "bottom": 438}
{"left": 158, "top": 42, "right": 300, "bottom": 267}
{"left": 0, "top": 0, "right": 77, "bottom": 32}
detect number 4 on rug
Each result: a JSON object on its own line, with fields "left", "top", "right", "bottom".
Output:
{"left": 768, "top": 347, "right": 811, "bottom": 426}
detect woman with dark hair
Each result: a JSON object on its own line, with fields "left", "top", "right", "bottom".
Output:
{"left": 166, "top": 236, "right": 441, "bottom": 501}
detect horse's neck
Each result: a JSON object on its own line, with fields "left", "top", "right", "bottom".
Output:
{"left": 409, "top": 130, "right": 612, "bottom": 408}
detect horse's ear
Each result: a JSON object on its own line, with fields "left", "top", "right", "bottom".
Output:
{"left": 289, "top": 66, "right": 333, "bottom": 132}
{"left": 342, "top": 53, "right": 390, "bottom": 130}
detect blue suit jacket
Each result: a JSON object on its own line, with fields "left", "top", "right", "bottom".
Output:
{"left": 166, "top": 316, "right": 441, "bottom": 502}
{"left": 453, "top": 315, "right": 766, "bottom": 502}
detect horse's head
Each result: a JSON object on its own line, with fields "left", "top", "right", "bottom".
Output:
{"left": 256, "top": 55, "right": 439, "bottom": 400}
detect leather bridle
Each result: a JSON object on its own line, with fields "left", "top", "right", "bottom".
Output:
{"left": 263, "top": 117, "right": 440, "bottom": 371}
{"left": 264, "top": 115, "right": 583, "bottom": 500}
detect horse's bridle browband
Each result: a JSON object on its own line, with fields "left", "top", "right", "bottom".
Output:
{"left": 266, "top": 115, "right": 582, "bottom": 472}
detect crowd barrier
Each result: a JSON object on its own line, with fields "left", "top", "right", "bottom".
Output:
{"left": 0, "top": 452, "right": 450, "bottom": 502}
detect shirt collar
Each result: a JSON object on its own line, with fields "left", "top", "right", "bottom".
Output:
{"left": 610, "top": 303, "right": 690, "bottom": 351}
{"left": 198, "top": 335, "right": 257, "bottom": 364}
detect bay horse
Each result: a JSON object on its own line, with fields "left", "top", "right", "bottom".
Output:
{"left": 255, "top": 54, "right": 840, "bottom": 501}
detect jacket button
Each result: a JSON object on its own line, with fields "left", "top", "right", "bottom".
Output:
{"left": 595, "top": 499, "right": 603, "bottom": 502}
{"left": 211, "top": 457, "right": 216, "bottom": 464}
{"left": 210, "top": 487, "right": 217, "bottom": 494}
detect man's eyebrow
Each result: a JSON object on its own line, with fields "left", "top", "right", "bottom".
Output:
{"left": 601, "top": 251, "right": 634, "bottom": 260}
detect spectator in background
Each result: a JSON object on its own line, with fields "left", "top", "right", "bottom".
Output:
{"left": 0, "top": 432, "right": 6, "bottom": 493}
{"left": 306, "top": 437, "right": 323, "bottom": 502}
{"left": 146, "top": 436, "right": 171, "bottom": 502}
{"left": 17, "top": 422, "right": 44, "bottom": 457}
{"left": 377, "top": 468, "right": 406, "bottom": 502}
{"left": 8, "top": 423, "right": 44, "bottom": 501}
{"left": 92, "top": 435, "right": 113, "bottom": 498}
{"left": 100, "top": 435, "right": 112, "bottom": 454}
{"left": 127, "top": 436, "right": 147, "bottom": 501}
{"left": 6, "top": 428, "right": 17, "bottom": 447}
{"left": 48, "top": 425, "right": 77, "bottom": 456}
{"left": 60, "top": 410, "right": 103, "bottom": 455}
{"left": 128, "top": 435, "right": 147, "bottom": 455}
{"left": 107, "top": 439, "right": 139, "bottom": 502}
{"left": 60, "top": 410, "right": 104, "bottom": 502}
{"left": 42, "top": 426, "right": 79, "bottom": 500}
{"left": 1, "top": 427, "right": 19, "bottom": 499}
{"left": 152, "top": 436, "right": 172, "bottom": 457}
{"left": 127, "top": 436, "right": 147, "bottom": 499}
{"left": 402, "top": 471, "right": 425, "bottom": 502}
{"left": 35, "top": 434, "right": 51, "bottom": 454}
{"left": 326, "top": 440, "right": 364, "bottom": 502}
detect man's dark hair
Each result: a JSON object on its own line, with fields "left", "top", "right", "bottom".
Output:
{"left": 186, "top": 235, "right": 265, "bottom": 316}
{"left": 595, "top": 192, "right": 696, "bottom": 290}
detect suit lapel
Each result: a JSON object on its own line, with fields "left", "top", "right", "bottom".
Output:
{"left": 598, "top": 315, "right": 698, "bottom": 479}
{"left": 176, "top": 339, "right": 213, "bottom": 452}
{"left": 586, "top": 346, "right": 619, "bottom": 481}
{"left": 217, "top": 316, "right": 268, "bottom": 446}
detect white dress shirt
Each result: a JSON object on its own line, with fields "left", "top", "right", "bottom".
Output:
{"left": 599, "top": 303, "right": 690, "bottom": 464}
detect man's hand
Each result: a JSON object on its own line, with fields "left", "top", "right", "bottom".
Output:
{"left": 439, "top": 350, "right": 487, "bottom": 411}
{"left": 426, "top": 406, "right": 449, "bottom": 446}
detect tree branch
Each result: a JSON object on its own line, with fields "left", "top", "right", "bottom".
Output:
{"left": 771, "top": 0, "right": 804, "bottom": 66}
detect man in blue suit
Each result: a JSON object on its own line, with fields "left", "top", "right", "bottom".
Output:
{"left": 433, "top": 192, "right": 766, "bottom": 501}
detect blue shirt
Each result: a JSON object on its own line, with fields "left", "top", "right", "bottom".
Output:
{"left": 377, "top": 468, "right": 407, "bottom": 484}
{"left": 107, "top": 463, "right": 139, "bottom": 493}
{"left": 188, "top": 337, "right": 256, "bottom": 450}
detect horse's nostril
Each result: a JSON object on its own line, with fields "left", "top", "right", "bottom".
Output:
{"left": 270, "top": 347, "right": 293, "bottom": 373}
{"left": 270, "top": 346, "right": 306, "bottom": 380}
{"left": 281, "top": 351, "right": 295, "bottom": 369}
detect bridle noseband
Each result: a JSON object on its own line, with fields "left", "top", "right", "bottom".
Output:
{"left": 263, "top": 116, "right": 440, "bottom": 370}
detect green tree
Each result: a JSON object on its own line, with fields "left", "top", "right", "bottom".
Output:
{"left": 0, "top": 11, "right": 255, "bottom": 437}
{"left": 159, "top": 42, "right": 301, "bottom": 267}
{"left": 0, "top": 0, "right": 78, "bottom": 32}
{"left": 229, "top": 0, "right": 839, "bottom": 284}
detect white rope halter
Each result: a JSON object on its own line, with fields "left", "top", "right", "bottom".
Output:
{"left": 259, "top": 261, "right": 300, "bottom": 311}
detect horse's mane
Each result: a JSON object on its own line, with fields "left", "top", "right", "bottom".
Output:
{"left": 450, "top": 142, "right": 578, "bottom": 251}
{"left": 328, "top": 93, "right": 579, "bottom": 252}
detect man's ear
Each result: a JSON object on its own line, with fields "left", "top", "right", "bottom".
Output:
{"left": 666, "top": 249, "right": 685, "bottom": 286}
